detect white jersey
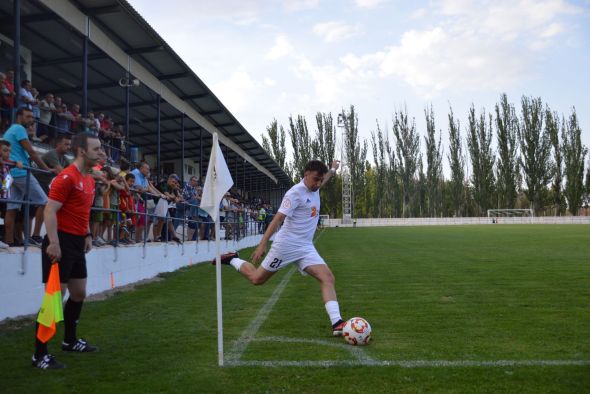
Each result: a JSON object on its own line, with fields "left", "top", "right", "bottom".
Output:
{"left": 274, "top": 180, "right": 320, "bottom": 247}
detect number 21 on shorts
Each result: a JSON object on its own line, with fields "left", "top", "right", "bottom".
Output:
{"left": 269, "top": 258, "right": 283, "bottom": 269}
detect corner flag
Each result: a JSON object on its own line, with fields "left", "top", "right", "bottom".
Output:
{"left": 200, "top": 133, "right": 234, "bottom": 221}
{"left": 200, "top": 132, "right": 233, "bottom": 367}
{"left": 37, "top": 263, "right": 64, "bottom": 343}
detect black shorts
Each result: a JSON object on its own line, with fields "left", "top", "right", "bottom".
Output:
{"left": 42, "top": 231, "right": 87, "bottom": 283}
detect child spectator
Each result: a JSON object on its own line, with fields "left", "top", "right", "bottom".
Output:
{"left": 119, "top": 173, "right": 136, "bottom": 244}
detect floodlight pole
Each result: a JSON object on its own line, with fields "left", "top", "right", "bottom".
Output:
{"left": 338, "top": 113, "right": 352, "bottom": 224}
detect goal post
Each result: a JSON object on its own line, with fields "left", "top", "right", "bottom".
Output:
{"left": 487, "top": 209, "right": 534, "bottom": 223}
{"left": 318, "top": 214, "right": 330, "bottom": 228}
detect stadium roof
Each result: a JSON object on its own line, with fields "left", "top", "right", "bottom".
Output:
{"left": 0, "top": 0, "right": 292, "bottom": 187}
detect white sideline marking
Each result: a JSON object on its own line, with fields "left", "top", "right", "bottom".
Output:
{"left": 226, "top": 267, "right": 297, "bottom": 361}
{"left": 251, "top": 336, "right": 374, "bottom": 362}
{"left": 226, "top": 359, "right": 590, "bottom": 368}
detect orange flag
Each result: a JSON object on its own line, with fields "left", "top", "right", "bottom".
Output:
{"left": 36, "top": 264, "right": 64, "bottom": 343}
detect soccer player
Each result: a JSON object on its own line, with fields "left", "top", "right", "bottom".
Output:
{"left": 216, "top": 160, "right": 347, "bottom": 336}
{"left": 32, "top": 132, "right": 101, "bottom": 370}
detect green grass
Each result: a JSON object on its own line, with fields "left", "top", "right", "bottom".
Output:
{"left": 1, "top": 225, "right": 589, "bottom": 393}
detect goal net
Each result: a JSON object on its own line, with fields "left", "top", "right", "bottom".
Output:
{"left": 318, "top": 214, "right": 330, "bottom": 228}
{"left": 487, "top": 209, "right": 534, "bottom": 223}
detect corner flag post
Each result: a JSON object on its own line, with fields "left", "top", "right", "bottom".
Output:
{"left": 200, "top": 132, "right": 234, "bottom": 366}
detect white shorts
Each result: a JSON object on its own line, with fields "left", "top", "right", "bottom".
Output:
{"left": 261, "top": 244, "right": 326, "bottom": 274}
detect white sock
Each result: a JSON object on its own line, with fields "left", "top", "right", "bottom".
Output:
{"left": 325, "top": 300, "right": 342, "bottom": 325}
{"left": 230, "top": 258, "right": 246, "bottom": 272}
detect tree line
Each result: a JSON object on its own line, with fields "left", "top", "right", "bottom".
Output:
{"left": 261, "top": 93, "right": 590, "bottom": 218}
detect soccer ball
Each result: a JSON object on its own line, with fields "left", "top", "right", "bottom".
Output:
{"left": 342, "top": 317, "right": 372, "bottom": 346}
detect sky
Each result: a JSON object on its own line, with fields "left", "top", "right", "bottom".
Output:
{"left": 129, "top": 0, "right": 590, "bottom": 172}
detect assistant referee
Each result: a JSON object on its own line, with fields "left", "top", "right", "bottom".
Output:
{"left": 32, "top": 132, "right": 101, "bottom": 370}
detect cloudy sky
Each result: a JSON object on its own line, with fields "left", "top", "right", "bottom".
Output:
{"left": 129, "top": 0, "right": 590, "bottom": 169}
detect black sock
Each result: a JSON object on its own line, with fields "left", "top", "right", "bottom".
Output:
{"left": 64, "top": 299, "right": 84, "bottom": 344}
{"left": 34, "top": 322, "right": 48, "bottom": 358}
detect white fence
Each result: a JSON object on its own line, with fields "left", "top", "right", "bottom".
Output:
{"left": 326, "top": 216, "right": 590, "bottom": 227}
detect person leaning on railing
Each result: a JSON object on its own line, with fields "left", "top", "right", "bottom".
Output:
{"left": 0, "top": 139, "right": 23, "bottom": 249}
{"left": 2, "top": 108, "right": 57, "bottom": 247}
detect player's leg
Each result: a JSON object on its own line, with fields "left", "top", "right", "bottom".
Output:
{"left": 215, "top": 251, "right": 276, "bottom": 285}
{"left": 302, "top": 257, "right": 345, "bottom": 336}
{"left": 61, "top": 234, "right": 98, "bottom": 353}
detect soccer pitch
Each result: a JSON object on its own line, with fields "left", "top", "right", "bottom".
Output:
{"left": 1, "top": 225, "right": 589, "bottom": 393}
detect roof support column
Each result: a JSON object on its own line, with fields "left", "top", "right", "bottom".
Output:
{"left": 125, "top": 86, "right": 130, "bottom": 154}
{"left": 156, "top": 94, "right": 161, "bottom": 182}
{"left": 82, "top": 17, "right": 89, "bottom": 118}
{"left": 12, "top": 0, "right": 21, "bottom": 118}
{"left": 199, "top": 129, "right": 203, "bottom": 183}
{"left": 181, "top": 113, "right": 185, "bottom": 185}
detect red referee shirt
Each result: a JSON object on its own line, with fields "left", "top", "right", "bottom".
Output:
{"left": 48, "top": 164, "right": 96, "bottom": 236}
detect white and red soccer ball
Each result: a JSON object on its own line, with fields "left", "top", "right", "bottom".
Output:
{"left": 342, "top": 317, "right": 372, "bottom": 346}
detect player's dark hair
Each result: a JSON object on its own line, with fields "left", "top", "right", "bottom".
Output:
{"left": 304, "top": 160, "right": 329, "bottom": 175}
{"left": 125, "top": 173, "right": 136, "bottom": 181}
{"left": 71, "top": 132, "right": 99, "bottom": 158}
{"left": 0, "top": 139, "right": 11, "bottom": 147}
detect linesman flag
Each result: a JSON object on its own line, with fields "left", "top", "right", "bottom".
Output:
{"left": 36, "top": 263, "right": 64, "bottom": 343}
{"left": 200, "top": 132, "right": 234, "bottom": 221}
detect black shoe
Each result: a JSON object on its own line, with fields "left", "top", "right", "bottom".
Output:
{"left": 32, "top": 354, "right": 66, "bottom": 370}
{"left": 212, "top": 251, "right": 239, "bottom": 265}
{"left": 172, "top": 237, "right": 182, "bottom": 245}
{"left": 62, "top": 338, "right": 98, "bottom": 353}
{"left": 332, "top": 319, "right": 346, "bottom": 337}
{"left": 8, "top": 241, "right": 24, "bottom": 247}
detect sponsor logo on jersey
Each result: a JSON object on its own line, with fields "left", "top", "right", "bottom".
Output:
{"left": 311, "top": 206, "right": 317, "bottom": 217}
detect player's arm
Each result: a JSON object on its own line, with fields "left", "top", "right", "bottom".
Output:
{"left": 251, "top": 212, "right": 286, "bottom": 264}
{"left": 321, "top": 160, "right": 340, "bottom": 187}
{"left": 44, "top": 199, "right": 63, "bottom": 262}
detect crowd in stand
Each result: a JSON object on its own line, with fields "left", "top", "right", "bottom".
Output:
{"left": 0, "top": 103, "right": 274, "bottom": 250}
{"left": 1, "top": 70, "right": 125, "bottom": 163}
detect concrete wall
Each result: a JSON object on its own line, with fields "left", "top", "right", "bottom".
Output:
{"left": 0, "top": 235, "right": 263, "bottom": 321}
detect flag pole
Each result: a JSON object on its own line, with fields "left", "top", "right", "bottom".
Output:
{"left": 214, "top": 133, "right": 224, "bottom": 367}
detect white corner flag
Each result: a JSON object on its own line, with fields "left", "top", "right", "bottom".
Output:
{"left": 200, "top": 133, "right": 233, "bottom": 367}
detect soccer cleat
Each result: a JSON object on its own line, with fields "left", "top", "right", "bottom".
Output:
{"left": 211, "top": 251, "right": 239, "bottom": 266}
{"left": 332, "top": 319, "right": 346, "bottom": 337}
{"left": 62, "top": 338, "right": 98, "bottom": 353}
{"left": 32, "top": 354, "right": 65, "bottom": 370}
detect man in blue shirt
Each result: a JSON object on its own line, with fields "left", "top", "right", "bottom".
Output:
{"left": 3, "top": 108, "right": 54, "bottom": 246}
{"left": 130, "top": 161, "right": 165, "bottom": 242}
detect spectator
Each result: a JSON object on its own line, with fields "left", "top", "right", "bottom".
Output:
{"left": 1, "top": 71, "right": 15, "bottom": 132}
{"left": 101, "top": 166, "right": 125, "bottom": 244}
{"left": 31, "top": 88, "right": 40, "bottom": 120}
{"left": 154, "top": 174, "right": 182, "bottom": 243}
{"left": 258, "top": 204, "right": 267, "bottom": 234}
{"left": 2, "top": 108, "right": 54, "bottom": 247}
{"left": 118, "top": 172, "right": 136, "bottom": 244}
{"left": 111, "top": 125, "right": 123, "bottom": 162}
{"left": 38, "top": 93, "right": 56, "bottom": 144}
{"left": 54, "top": 103, "right": 71, "bottom": 135}
{"left": 131, "top": 161, "right": 165, "bottom": 242}
{"left": 85, "top": 112, "right": 98, "bottom": 135}
{"left": 36, "top": 134, "right": 71, "bottom": 195}
{"left": 70, "top": 104, "right": 82, "bottom": 133}
{"left": 0, "top": 139, "right": 23, "bottom": 249}
{"left": 19, "top": 80, "right": 36, "bottom": 110}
